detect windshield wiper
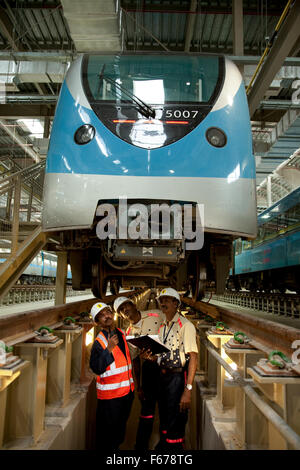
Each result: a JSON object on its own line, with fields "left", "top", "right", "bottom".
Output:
{"left": 98, "top": 68, "right": 156, "bottom": 119}
{"left": 97, "top": 64, "right": 106, "bottom": 97}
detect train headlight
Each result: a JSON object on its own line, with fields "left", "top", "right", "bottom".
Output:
{"left": 74, "top": 124, "right": 95, "bottom": 145}
{"left": 206, "top": 127, "right": 227, "bottom": 148}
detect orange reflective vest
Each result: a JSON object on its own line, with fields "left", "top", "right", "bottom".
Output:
{"left": 95, "top": 328, "right": 134, "bottom": 400}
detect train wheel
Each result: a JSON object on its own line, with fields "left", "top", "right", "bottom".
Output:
{"left": 191, "top": 280, "right": 206, "bottom": 301}
{"left": 110, "top": 280, "right": 120, "bottom": 296}
{"left": 234, "top": 280, "right": 241, "bottom": 292}
{"left": 189, "top": 254, "right": 206, "bottom": 302}
{"left": 92, "top": 282, "right": 107, "bottom": 299}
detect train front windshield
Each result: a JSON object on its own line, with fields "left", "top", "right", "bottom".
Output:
{"left": 82, "top": 54, "right": 224, "bottom": 149}
{"left": 84, "top": 54, "right": 220, "bottom": 105}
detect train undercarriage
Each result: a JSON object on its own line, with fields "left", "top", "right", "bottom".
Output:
{"left": 60, "top": 225, "right": 233, "bottom": 301}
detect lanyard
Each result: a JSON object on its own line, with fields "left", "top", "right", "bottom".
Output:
{"left": 163, "top": 322, "right": 174, "bottom": 344}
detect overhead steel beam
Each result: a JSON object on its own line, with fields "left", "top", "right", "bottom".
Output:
{"left": 247, "top": 1, "right": 300, "bottom": 118}
{"left": 259, "top": 100, "right": 300, "bottom": 110}
{"left": 232, "top": 0, "right": 243, "bottom": 56}
{"left": 3, "top": 0, "right": 32, "bottom": 51}
{"left": 122, "top": 3, "right": 283, "bottom": 16}
{"left": 3, "top": 94, "right": 58, "bottom": 103}
{"left": 230, "top": 56, "right": 300, "bottom": 66}
{"left": 184, "top": 0, "right": 197, "bottom": 52}
{"left": 0, "top": 104, "right": 55, "bottom": 119}
{"left": 0, "top": 6, "right": 23, "bottom": 51}
{"left": 0, "top": 51, "right": 75, "bottom": 62}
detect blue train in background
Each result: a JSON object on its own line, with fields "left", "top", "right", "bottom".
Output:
{"left": 0, "top": 251, "right": 72, "bottom": 285}
{"left": 42, "top": 52, "right": 256, "bottom": 298}
{"left": 229, "top": 186, "right": 300, "bottom": 294}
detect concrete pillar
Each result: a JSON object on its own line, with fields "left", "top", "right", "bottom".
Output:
{"left": 55, "top": 252, "right": 68, "bottom": 306}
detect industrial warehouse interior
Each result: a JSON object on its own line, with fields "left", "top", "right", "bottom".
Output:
{"left": 0, "top": 0, "right": 300, "bottom": 458}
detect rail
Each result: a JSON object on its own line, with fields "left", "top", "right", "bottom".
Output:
{"left": 209, "top": 291, "right": 300, "bottom": 319}
{"left": 202, "top": 336, "right": 300, "bottom": 450}
{"left": 1, "top": 290, "right": 300, "bottom": 450}
{"left": 181, "top": 296, "right": 300, "bottom": 450}
{"left": 183, "top": 296, "right": 300, "bottom": 356}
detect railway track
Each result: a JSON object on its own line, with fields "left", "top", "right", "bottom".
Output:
{"left": 181, "top": 296, "right": 300, "bottom": 358}
{"left": 181, "top": 295, "right": 300, "bottom": 449}
{"left": 204, "top": 290, "right": 300, "bottom": 319}
{"left": 0, "top": 289, "right": 300, "bottom": 450}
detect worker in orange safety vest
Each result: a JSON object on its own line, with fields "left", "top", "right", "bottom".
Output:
{"left": 89, "top": 301, "right": 134, "bottom": 451}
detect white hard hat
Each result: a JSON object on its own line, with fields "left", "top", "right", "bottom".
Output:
{"left": 157, "top": 287, "right": 181, "bottom": 304}
{"left": 113, "top": 296, "right": 135, "bottom": 313}
{"left": 90, "top": 302, "right": 112, "bottom": 322}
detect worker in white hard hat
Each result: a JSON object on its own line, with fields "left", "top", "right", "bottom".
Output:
{"left": 114, "top": 294, "right": 164, "bottom": 451}
{"left": 145, "top": 287, "right": 198, "bottom": 451}
{"left": 89, "top": 301, "right": 134, "bottom": 451}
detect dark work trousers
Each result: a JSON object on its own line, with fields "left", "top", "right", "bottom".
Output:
{"left": 96, "top": 391, "right": 134, "bottom": 452}
{"left": 157, "top": 371, "right": 188, "bottom": 451}
{"left": 135, "top": 360, "right": 160, "bottom": 450}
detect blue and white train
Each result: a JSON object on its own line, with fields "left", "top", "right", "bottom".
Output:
{"left": 229, "top": 187, "right": 300, "bottom": 294}
{"left": 0, "top": 251, "right": 72, "bottom": 285}
{"left": 42, "top": 53, "right": 257, "bottom": 298}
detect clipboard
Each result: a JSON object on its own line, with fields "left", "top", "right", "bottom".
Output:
{"left": 126, "top": 335, "right": 170, "bottom": 355}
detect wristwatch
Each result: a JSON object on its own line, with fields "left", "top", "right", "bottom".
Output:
{"left": 185, "top": 384, "right": 192, "bottom": 391}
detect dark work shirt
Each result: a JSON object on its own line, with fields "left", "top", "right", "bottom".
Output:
{"left": 89, "top": 328, "right": 127, "bottom": 376}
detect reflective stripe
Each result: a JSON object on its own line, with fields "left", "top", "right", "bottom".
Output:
{"left": 140, "top": 415, "right": 154, "bottom": 419}
{"left": 96, "top": 333, "right": 108, "bottom": 347}
{"left": 162, "top": 430, "right": 167, "bottom": 434}
{"left": 101, "top": 363, "right": 132, "bottom": 378}
{"left": 177, "top": 318, "right": 183, "bottom": 329}
{"left": 166, "top": 438, "right": 184, "bottom": 443}
{"left": 148, "top": 313, "right": 159, "bottom": 317}
{"left": 96, "top": 379, "right": 132, "bottom": 391}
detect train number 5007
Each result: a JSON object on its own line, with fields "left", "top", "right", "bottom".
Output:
{"left": 165, "top": 110, "right": 198, "bottom": 119}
